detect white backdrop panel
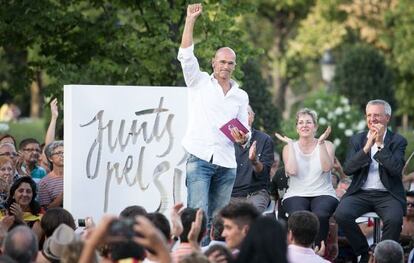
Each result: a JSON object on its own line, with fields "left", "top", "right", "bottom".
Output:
{"left": 64, "top": 85, "right": 188, "bottom": 221}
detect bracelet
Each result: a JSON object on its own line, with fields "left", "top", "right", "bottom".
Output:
{"left": 319, "top": 140, "right": 325, "bottom": 145}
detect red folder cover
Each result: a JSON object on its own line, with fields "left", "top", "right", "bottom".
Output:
{"left": 220, "top": 118, "right": 249, "bottom": 142}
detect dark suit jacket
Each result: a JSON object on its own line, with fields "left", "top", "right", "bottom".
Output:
{"left": 343, "top": 130, "right": 407, "bottom": 210}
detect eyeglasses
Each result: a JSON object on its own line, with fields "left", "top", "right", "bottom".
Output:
{"left": 407, "top": 202, "right": 414, "bottom": 207}
{"left": 0, "top": 152, "right": 18, "bottom": 158}
{"left": 51, "top": 151, "right": 64, "bottom": 156}
{"left": 23, "top": 148, "right": 41, "bottom": 153}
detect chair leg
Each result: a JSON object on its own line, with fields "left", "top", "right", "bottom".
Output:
{"left": 373, "top": 217, "right": 381, "bottom": 244}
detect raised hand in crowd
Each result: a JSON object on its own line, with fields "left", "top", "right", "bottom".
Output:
{"left": 133, "top": 216, "right": 172, "bottom": 263}
{"left": 188, "top": 208, "right": 204, "bottom": 251}
{"left": 45, "top": 98, "right": 59, "bottom": 147}
{"left": 170, "top": 202, "right": 184, "bottom": 239}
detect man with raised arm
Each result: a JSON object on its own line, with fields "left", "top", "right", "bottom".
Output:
{"left": 334, "top": 99, "right": 407, "bottom": 263}
{"left": 177, "top": 3, "right": 250, "bottom": 229}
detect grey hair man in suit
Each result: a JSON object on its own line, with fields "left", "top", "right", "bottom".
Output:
{"left": 334, "top": 99, "right": 407, "bottom": 263}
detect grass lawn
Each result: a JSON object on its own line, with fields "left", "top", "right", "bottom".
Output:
{"left": 0, "top": 118, "right": 46, "bottom": 146}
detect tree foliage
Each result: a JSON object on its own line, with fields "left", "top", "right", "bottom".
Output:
{"left": 333, "top": 44, "right": 394, "bottom": 111}
{"left": 240, "top": 0, "right": 316, "bottom": 113}
{"left": 241, "top": 59, "right": 280, "bottom": 136}
{"left": 384, "top": 0, "right": 414, "bottom": 118}
{"left": 0, "top": 0, "right": 257, "bottom": 105}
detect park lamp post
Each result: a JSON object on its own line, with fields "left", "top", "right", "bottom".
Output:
{"left": 320, "top": 49, "right": 336, "bottom": 91}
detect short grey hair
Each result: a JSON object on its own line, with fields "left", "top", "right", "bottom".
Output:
{"left": 3, "top": 225, "right": 38, "bottom": 262}
{"left": 374, "top": 240, "right": 403, "bottom": 263}
{"left": 296, "top": 108, "right": 318, "bottom": 125}
{"left": 366, "top": 99, "right": 392, "bottom": 116}
{"left": 45, "top": 140, "right": 64, "bottom": 160}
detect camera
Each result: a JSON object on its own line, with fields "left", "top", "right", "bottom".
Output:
{"left": 108, "top": 218, "right": 136, "bottom": 239}
{"left": 78, "top": 218, "right": 86, "bottom": 227}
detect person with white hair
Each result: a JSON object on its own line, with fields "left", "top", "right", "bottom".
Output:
{"left": 335, "top": 99, "right": 407, "bottom": 263}
{"left": 3, "top": 225, "right": 38, "bottom": 262}
{"left": 372, "top": 240, "right": 404, "bottom": 263}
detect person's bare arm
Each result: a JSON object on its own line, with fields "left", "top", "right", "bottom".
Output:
{"left": 45, "top": 98, "right": 59, "bottom": 146}
{"left": 181, "top": 4, "right": 202, "bottom": 48}
{"left": 188, "top": 208, "right": 203, "bottom": 251}
{"left": 275, "top": 132, "right": 297, "bottom": 176}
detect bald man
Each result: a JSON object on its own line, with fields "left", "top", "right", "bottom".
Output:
{"left": 177, "top": 3, "right": 250, "bottom": 231}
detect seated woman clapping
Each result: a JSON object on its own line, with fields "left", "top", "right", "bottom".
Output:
{"left": 275, "top": 108, "right": 338, "bottom": 246}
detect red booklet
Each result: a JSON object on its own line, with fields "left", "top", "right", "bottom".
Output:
{"left": 220, "top": 118, "right": 249, "bottom": 142}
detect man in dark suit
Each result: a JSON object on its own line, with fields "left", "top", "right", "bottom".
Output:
{"left": 334, "top": 99, "right": 407, "bottom": 263}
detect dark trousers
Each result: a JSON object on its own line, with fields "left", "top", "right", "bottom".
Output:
{"left": 282, "top": 195, "right": 339, "bottom": 245}
{"left": 334, "top": 190, "right": 404, "bottom": 256}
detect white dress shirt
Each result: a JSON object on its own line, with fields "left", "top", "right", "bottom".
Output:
{"left": 177, "top": 45, "right": 249, "bottom": 168}
{"left": 288, "top": 244, "right": 330, "bottom": 263}
{"left": 362, "top": 131, "right": 387, "bottom": 191}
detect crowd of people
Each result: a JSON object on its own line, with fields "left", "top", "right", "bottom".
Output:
{"left": 0, "top": 2, "right": 413, "bottom": 263}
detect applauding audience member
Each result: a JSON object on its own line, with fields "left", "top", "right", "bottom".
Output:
{"left": 276, "top": 108, "right": 338, "bottom": 245}
{"left": 3, "top": 177, "right": 43, "bottom": 240}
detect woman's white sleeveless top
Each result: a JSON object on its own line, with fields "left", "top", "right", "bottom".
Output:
{"left": 283, "top": 141, "right": 338, "bottom": 201}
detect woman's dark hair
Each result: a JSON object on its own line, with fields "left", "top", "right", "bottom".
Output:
{"left": 6, "top": 177, "right": 41, "bottom": 215}
{"left": 236, "top": 216, "right": 288, "bottom": 263}
{"left": 41, "top": 208, "right": 76, "bottom": 237}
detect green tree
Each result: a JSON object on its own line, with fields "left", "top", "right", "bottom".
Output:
{"left": 384, "top": 0, "right": 414, "bottom": 129}
{"left": 240, "top": 0, "right": 316, "bottom": 114}
{"left": 241, "top": 59, "right": 280, "bottom": 135}
{"left": 0, "top": 1, "right": 256, "bottom": 115}
{"left": 333, "top": 44, "right": 394, "bottom": 111}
